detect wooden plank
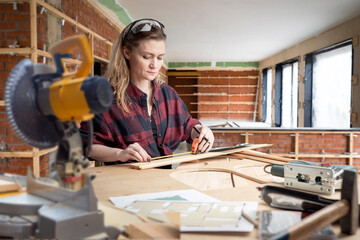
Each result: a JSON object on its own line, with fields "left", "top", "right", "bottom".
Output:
{"left": 190, "top": 111, "right": 254, "bottom": 114}
{"left": 175, "top": 85, "right": 257, "bottom": 88}
{"left": 0, "top": 151, "right": 33, "bottom": 158}
{"left": 36, "top": 0, "right": 113, "bottom": 46}
{"left": 128, "top": 144, "right": 272, "bottom": 170}
{"left": 0, "top": 100, "right": 5, "bottom": 106}
{"left": 273, "top": 153, "right": 359, "bottom": 158}
{"left": 0, "top": 48, "right": 32, "bottom": 55}
{"left": 167, "top": 71, "right": 200, "bottom": 77}
{"left": 175, "top": 76, "right": 258, "bottom": 79}
{"left": 33, "top": 147, "right": 40, "bottom": 177}
{"left": 230, "top": 153, "right": 286, "bottom": 165}
{"left": 30, "top": 0, "right": 37, "bottom": 63}
{"left": 349, "top": 133, "right": 354, "bottom": 166}
{"left": 190, "top": 101, "right": 255, "bottom": 105}
{"left": 241, "top": 150, "right": 293, "bottom": 162}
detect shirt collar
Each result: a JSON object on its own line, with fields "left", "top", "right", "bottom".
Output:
{"left": 127, "top": 81, "right": 160, "bottom": 106}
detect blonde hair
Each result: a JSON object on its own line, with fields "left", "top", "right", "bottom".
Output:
{"left": 105, "top": 21, "right": 166, "bottom": 113}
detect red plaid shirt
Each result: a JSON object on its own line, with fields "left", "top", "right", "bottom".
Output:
{"left": 80, "top": 81, "right": 200, "bottom": 162}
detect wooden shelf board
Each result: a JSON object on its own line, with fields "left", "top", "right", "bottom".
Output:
{"left": 190, "top": 102, "right": 255, "bottom": 105}
{"left": 175, "top": 85, "right": 257, "bottom": 88}
{"left": 191, "top": 111, "right": 254, "bottom": 114}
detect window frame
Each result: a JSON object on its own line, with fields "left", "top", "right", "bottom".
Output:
{"left": 304, "top": 39, "right": 353, "bottom": 127}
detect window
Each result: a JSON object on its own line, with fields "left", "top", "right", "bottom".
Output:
{"left": 261, "top": 68, "right": 272, "bottom": 124}
{"left": 275, "top": 59, "right": 299, "bottom": 127}
{"left": 304, "top": 40, "right": 352, "bottom": 128}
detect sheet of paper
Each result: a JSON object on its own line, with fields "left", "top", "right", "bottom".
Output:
{"left": 109, "top": 189, "right": 219, "bottom": 208}
{"left": 124, "top": 200, "right": 258, "bottom": 232}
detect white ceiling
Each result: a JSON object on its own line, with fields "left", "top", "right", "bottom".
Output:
{"left": 114, "top": 0, "right": 360, "bottom": 63}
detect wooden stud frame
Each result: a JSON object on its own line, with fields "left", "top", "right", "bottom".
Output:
{"left": 0, "top": 0, "right": 122, "bottom": 176}
{"left": 213, "top": 129, "right": 360, "bottom": 166}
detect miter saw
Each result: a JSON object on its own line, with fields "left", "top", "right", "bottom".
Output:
{"left": 0, "top": 35, "right": 120, "bottom": 238}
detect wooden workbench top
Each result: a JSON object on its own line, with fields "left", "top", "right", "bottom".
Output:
{"left": 85, "top": 156, "right": 360, "bottom": 239}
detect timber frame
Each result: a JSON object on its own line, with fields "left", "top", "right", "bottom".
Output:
{"left": 0, "top": 0, "right": 122, "bottom": 176}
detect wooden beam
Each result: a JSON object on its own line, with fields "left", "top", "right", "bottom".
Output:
{"left": 167, "top": 71, "right": 200, "bottom": 77}
{"left": 129, "top": 144, "right": 272, "bottom": 170}
{"left": 230, "top": 153, "right": 286, "bottom": 165}
{"left": 30, "top": 0, "right": 37, "bottom": 62}
{"left": 36, "top": 0, "right": 113, "bottom": 46}
{"left": 0, "top": 100, "right": 5, "bottom": 106}
{"left": 0, "top": 48, "right": 32, "bottom": 55}
{"left": 175, "top": 76, "right": 258, "bottom": 79}
{"left": 190, "top": 101, "right": 255, "bottom": 105}
{"left": 33, "top": 147, "right": 40, "bottom": 177}
{"left": 175, "top": 85, "right": 257, "bottom": 88}
{"left": 190, "top": 111, "right": 254, "bottom": 114}
{"left": 241, "top": 150, "right": 293, "bottom": 162}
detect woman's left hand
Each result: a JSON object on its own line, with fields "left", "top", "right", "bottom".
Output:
{"left": 194, "top": 125, "right": 214, "bottom": 153}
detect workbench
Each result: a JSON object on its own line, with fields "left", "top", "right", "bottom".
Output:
{"left": 85, "top": 156, "right": 360, "bottom": 239}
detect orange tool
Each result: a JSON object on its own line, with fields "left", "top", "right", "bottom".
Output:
{"left": 151, "top": 127, "right": 205, "bottom": 161}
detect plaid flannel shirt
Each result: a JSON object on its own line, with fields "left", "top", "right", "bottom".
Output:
{"left": 80, "top": 81, "right": 200, "bottom": 163}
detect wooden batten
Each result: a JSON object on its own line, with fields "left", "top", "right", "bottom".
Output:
{"left": 129, "top": 144, "right": 272, "bottom": 170}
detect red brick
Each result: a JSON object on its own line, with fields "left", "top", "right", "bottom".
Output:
{"left": 0, "top": 55, "right": 18, "bottom": 63}
{"left": 5, "top": 13, "right": 29, "bottom": 22}
{"left": 0, "top": 22, "right": 16, "bottom": 30}
{"left": 7, "top": 158, "right": 32, "bottom": 167}
{"left": 5, "top": 30, "right": 30, "bottom": 39}
{"left": 7, "top": 144, "right": 32, "bottom": 151}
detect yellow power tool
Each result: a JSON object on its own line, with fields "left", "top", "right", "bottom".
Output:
{"left": 1, "top": 35, "right": 119, "bottom": 239}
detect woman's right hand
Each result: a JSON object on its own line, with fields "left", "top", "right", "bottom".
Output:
{"left": 118, "top": 143, "right": 151, "bottom": 162}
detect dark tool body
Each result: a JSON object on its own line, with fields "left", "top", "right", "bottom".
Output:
{"left": 267, "top": 170, "right": 358, "bottom": 240}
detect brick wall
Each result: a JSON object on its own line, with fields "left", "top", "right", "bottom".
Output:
{"left": 213, "top": 131, "right": 360, "bottom": 169}
{"left": 198, "top": 69, "right": 259, "bottom": 120}
{"left": 0, "top": 0, "right": 120, "bottom": 176}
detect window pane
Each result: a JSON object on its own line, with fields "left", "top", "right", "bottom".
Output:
{"left": 282, "top": 64, "right": 292, "bottom": 127}
{"left": 266, "top": 69, "right": 272, "bottom": 125}
{"left": 312, "top": 45, "right": 352, "bottom": 128}
{"left": 292, "top": 62, "right": 298, "bottom": 127}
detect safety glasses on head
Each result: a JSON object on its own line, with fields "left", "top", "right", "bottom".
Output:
{"left": 122, "top": 18, "right": 165, "bottom": 43}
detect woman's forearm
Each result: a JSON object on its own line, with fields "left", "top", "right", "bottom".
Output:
{"left": 88, "top": 144, "right": 123, "bottom": 162}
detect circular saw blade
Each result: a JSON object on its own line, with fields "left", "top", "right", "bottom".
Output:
{"left": 5, "top": 59, "right": 61, "bottom": 149}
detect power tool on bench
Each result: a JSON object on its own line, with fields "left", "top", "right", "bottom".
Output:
{"left": 268, "top": 160, "right": 358, "bottom": 195}
{"left": 0, "top": 35, "right": 120, "bottom": 239}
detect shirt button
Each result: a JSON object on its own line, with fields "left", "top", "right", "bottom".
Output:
{"left": 159, "top": 134, "right": 161, "bottom": 137}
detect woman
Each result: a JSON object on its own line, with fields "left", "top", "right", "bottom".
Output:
{"left": 81, "top": 18, "right": 214, "bottom": 164}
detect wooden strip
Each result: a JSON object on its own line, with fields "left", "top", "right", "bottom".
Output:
{"left": 211, "top": 130, "right": 360, "bottom": 134}
{"left": 230, "top": 153, "right": 286, "bottom": 165}
{"left": 36, "top": 0, "right": 113, "bottom": 45}
{"left": 295, "top": 132, "right": 299, "bottom": 160}
{"left": 175, "top": 76, "right": 258, "bottom": 79}
{"left": 241, "top": 150, "right": 293, "bottom": 162}
{"left": 190, "top": 101, "right": 255, "bottom": 105}
{"left": 30, "top": 0, "right": 37, "bottom": 63}
{"left": 84, "top": 0, "right": 123, "bottom": 31}
{"left": 128, "top": 144, "right": 272, "bottom": 170}
{"left": 190, "top": 111, "right": 254, "bottom": 114}
{"left": 349, "top": 133, "right": 354, "bottom": 165}
{"left": 38, "top": 146, "right": 58, "bottom": 156}
{"left": 94, "top": 55, "right": 110, "bottom": 64}
{"left": 175, "top": 85, "right": 257, "bottom": 88}
{"left": 0, "top": 151, "right": 33, "bottom": 158}
{"left": 0, "top": 48, "right": 32, "bottom": 55}
{"left": 0, "top": 100, "right": 4, "bottom": 106}
{"left": 167, "top": 71, "right": 200, "bottom": 76}
{"left": 33, "top": 147, "right": 40, "bottom": 177}
{"left": 273, "top": 153, "right": 358, "bottom": 158}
